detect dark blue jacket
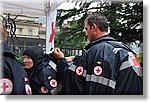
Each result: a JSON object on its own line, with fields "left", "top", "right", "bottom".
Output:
{"left": 57, "top": 35, "right": 143, "bottom": 95}
{"left": 1, "top": 41, "right": 31, "bottom": 95}
{"left": 24, "top": 46, "right": 62, "bottom": 95}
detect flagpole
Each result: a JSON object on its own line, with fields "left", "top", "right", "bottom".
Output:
{"left": 45, "top": 0, "right": 52, "bottom": 54}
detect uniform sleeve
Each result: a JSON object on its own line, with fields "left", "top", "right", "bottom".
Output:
{"left": 81, "top": 45, "right": 117, "bottom": 94}
{"left": 57, "top": 55, "right": 87, "bottom": 94}
{"left": 1, "top": 56, "right": 32, "bottom": 95}
{"left": 115, "top": 52, "right": 143, "bottom": 95}
{"left": 84, "top": 44, "right": 143, "bottom": 95}
{"left": 39, "top": 63, "right": 62, "bottom": 95}
{"left": 57, "top": 44, "right": 115, "bottom": 95}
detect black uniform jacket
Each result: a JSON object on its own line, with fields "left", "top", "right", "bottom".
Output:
{"left": 24, "top": 46, "right": 62, "bottom": 95}
{"left": 0, "top": 41, "right": 31, "bottom": 95}
{"left": 57, "top": 35, "right": 143, "bottom": 95}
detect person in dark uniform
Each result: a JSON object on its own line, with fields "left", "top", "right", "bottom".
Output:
{"left": 23, "top": 46, "right": 62, "bottom": 95}
{"left": 53, "top": 13, "right": 143, "bottom": 95}
{"left": 0, "top": 26, "right": 32, "bottom": 95}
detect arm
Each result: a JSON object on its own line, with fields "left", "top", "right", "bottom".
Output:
{"left": 115, "top": 53, "right": 143, "bottom": 95}
{"left": 53, "top": 48, "right": 86, "bottom": 94}
{"left": 65, "top": 56, "right": 75, "bottom": 62}
{"left": 39, "top": 65, "right": 62, "bottom": 95}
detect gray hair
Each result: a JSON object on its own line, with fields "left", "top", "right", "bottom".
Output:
{"left": 86, "top": 13, "right": 109, "bottom": 32}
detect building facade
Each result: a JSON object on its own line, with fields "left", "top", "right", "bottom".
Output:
{"left": 2, "top": 13, "right": 46, "bottom": 54}
{"left": 1, "top": 13, "right": 83, "bottom": 56}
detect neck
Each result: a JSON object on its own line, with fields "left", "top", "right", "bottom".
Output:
{"left": 95, "top": 32, "right": 108, "bottom": 40}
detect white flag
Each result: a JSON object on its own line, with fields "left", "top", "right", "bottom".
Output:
{"left": 46, "top": 0, "right": 67, "bottom": 54}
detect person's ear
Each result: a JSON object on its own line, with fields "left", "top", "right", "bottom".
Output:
{"left": 92, "top": 23, "right": 97, "bottom": 31}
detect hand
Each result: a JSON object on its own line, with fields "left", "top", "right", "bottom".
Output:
{"left": 65, "top": 56, "right": 75, "bottom": 62}
{"left": 53, "top": 48, "right": 64, "bottom": 60}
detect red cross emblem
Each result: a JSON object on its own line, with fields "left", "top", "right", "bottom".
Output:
{"left": 41, "top": 86, "right": 48, "bottom": 94}
{"left": 25, "top": 84, "right": 32, "bottom": 95}
{"left": 128, "top": 52, "right": 141, "bottom": 67}
{"left": 76, "top": 66, "right": 84, "bottom": 76}
{"left": 50, "top": 79, "right": 57, "bottom": 88}
{"left": 0, "top": 78, "right": 13, "bottom": 94}
{"left": 132, "top": 56, "right": 141, "bottom": 67}
{"left": 94, "top": 66, "right": 102, "bottom": 76}
{"left": 49, "top": 22, "right": 55, "bottom": 43}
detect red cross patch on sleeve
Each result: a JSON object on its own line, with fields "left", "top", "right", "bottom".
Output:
{"left": 132, "top": 56, "right": 141, "bottom": 67}
{"left": 25, "top": 84, "right": 32, "bottom": 95}
{"left": 0, "top": 78, "right": 13, "bottom": 94}
{"left": 94, "top": 66, "right": 102, "bottom": 76}
{"left": 128, "top": 52, "right": 141, "bottom": 67}
{"left": 76, "top": 66, "right": 84, "bottom": 76}
{"left": 50, "top": 79, "right": 57, "bottom": 88}
{"left": 128, "top": 52, "right": 142, "bottom": 76}
{"left": 41, "top": 86, "right": 48, "bottom": 94}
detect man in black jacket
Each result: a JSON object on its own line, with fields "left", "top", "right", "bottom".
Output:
{"left": 54, "top": 13, "right": 143, "bottom": 95}
{"left": 0, "top": 26, "right": 32, "bottom": 95}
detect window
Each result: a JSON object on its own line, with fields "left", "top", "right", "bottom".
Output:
{"left": 28, "top": 28, "right": 33, "bottom": 35}
{"left": 17, "top": 28, "right": 23, "bottom": 34}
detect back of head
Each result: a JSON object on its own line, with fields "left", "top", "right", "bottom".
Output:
{"left": 23, "top": 46, "right": 44, "bottom": 68}
{"left": 86, "top": 13, "right": 109, "bottom": 32}
{"left": 0, "top": 25, "right": 8, "bottom": 42}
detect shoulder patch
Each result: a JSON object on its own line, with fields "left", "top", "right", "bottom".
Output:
{"left": 76, "top": 66, "right": 84, "bottom": 76}
{"left": 0, "top": 78, "right": 13, "bottom": 94}
{"left": 25, "top": 84, "right": 32, "bottom": 95}
{"left": 41, "top": 86, "right": 48, "bottom": 94}
{"left": 94, "top": 66, "right": 102, "bottom": 76}
{"left": 50, "top": 79, "right": 57, "bottom": 88}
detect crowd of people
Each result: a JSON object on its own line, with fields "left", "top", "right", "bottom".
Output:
{"left": 0, "top": 13, "right": 143, "bottom": 95}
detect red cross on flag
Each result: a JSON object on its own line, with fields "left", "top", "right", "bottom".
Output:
{"left": 46, "top": 8, "right": 57, "bottom": 54}
{"left": 0, "top": 78, "right": 13, "bottom": 94}
{"left": 46, "top": 0, "right": 68, "bottom": 54}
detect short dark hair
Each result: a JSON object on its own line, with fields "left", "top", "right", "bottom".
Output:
{"left": 86, "top": 13, "right": 109, "bottom": 32}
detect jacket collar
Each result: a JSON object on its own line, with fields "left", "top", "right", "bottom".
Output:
{"left": 84, "top": 35, "right": 115, "bottom": 50}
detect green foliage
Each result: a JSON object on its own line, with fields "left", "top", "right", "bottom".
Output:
{"left": 16, "top": 54, "right": 24, "bottom": 67}
{"left": 55, "top": 1, "right": 143, "bottom": 49}
{"left": 137, "top": 53, "right": 143, "bottom": 67}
